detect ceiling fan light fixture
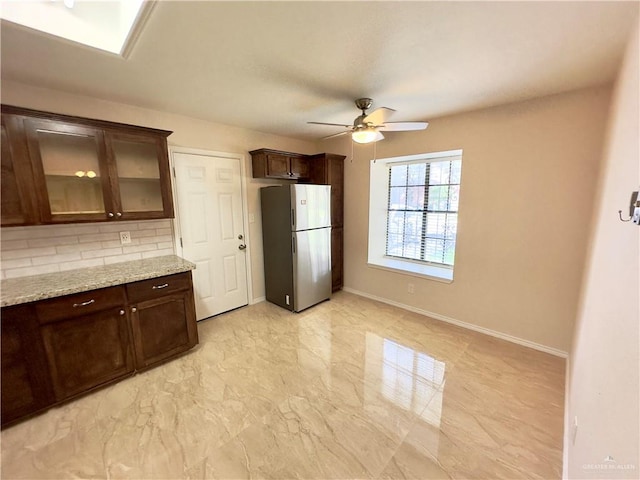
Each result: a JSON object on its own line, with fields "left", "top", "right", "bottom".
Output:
{"left": 309, "top": 98, "right": 424, "bottom": 144}
{"left": 352, "top": 127, "right": 378, "bottom": 144}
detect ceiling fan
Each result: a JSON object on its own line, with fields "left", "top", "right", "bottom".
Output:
{"left": 308, "top": 98, "right": 428, "bottom": 144}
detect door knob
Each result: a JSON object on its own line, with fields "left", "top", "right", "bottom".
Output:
{"left": 238, "top": 234, "right": 244, "bottom": 240}
{"left": 238, "top": 244, "right": 247, "bottom": 250}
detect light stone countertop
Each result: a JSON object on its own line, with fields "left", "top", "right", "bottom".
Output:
{"left": 1, "top": 255, "right": 195, "bottom": 307}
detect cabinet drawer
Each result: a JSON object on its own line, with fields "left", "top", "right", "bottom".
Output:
{"left": 36, "top": 286, "right": 126, "bottom": 324}
{"left": 126, "top": 272, "right": 192, "bottom": 303}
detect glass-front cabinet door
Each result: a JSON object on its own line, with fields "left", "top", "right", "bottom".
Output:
{"left": 106, "top": 132, "right": 174, "bottom": 220}
{"left": 3, "top": 105, "right": 174, "bottom": 226}
{"left": 25, "top": 119, "right": 113, "bottom": 222}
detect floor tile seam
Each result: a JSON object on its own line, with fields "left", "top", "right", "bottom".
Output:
{"left": 294, "top": 402, "right": 391, "bottom": 480}
{"left": 275, "top": 369, "right": 419, "bottom": 450}
{"left": 211, "top": 337, "right": 291, "bottom": 374}
{"left": 406, "top": 344, "right": 471, "bottom": 384}
{"left": 478, "top": 447, "right": 561, "bottom": 479}
{"left": 245, "top": 390, "right": 360, "bottom": 477}
{"left": 241, "top": 368, "right": 324, "bottom": 426}
{"left": 298, "top": 379, "right": 424, "bottom": 479}
{"left": 307, "top": 387, "right": 422, "bottom": 445}
{"left": 446, "top": 366, "right": 566, "bottom": 402}
{"left": 96, "top": 409, "right": 245, "bottom": 478}
{"left": 408, "top": 381, "right": 446, "bottom": 426}
{"left": 203, "top": 340, "right": 259, "bottom": 372}
{"left": 1, "top": 403, "right": 109, "bottom": 452}
{"left": 371, "top": 418, "right": 445, "bottom": 480}
{"left": 177, "top": 409, "right": 262, "bottom": 474}
{"left": 439, "top": 408, "right": 563, "bottom": 470}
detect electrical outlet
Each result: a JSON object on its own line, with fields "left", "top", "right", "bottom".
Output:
{"left": 119, "top": 231, "right": 131, "bottom": 245}
{"left": 408, "top": 283, "right": 415, "bottom": 294}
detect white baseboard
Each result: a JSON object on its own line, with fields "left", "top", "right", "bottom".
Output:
{"left": 342, "top": 287, "right": 568, "bottom": 358}
{"left": 250, "top": 296, "right": 266, "bottom": 305}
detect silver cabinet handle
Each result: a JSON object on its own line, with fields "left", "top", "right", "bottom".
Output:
{"left": 116, "top": 212, "right": 122, "bottom": 217}
{"left": 108, "top": 212, "right": 114, "bottom": 218}
{"left": 73, "top": 299, "right": 95, "bottom": 308}
{"left": 119, "top": 309, "right": 125, "bottom": 315}
{"left": 132, "top": 307, "right": 137, "bottom": 313}
{"left": 152, "top": 283, "right": 169, "bottom": 289}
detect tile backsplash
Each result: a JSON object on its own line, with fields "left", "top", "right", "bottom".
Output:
{"left": 1, "top": 219, "right": 175, "bottom": 279}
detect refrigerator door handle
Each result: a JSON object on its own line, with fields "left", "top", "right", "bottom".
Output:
{"left": 291, "top": 208, "right": 295, "bottom": 229}
{"left": 292, "top": 235, "right": 296, "bottom": 254}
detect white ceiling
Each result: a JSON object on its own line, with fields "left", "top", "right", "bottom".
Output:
{"left": 1, "top": 1, "right": 638, "bottom": 141}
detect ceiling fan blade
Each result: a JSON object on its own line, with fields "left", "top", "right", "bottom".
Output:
{"left": 308, "top": 121, "right": 352, "bottom": 127}
{"left": 379, "top": 121, "right": 429, "bottom": 132}
{"left": 363, "top": 107, "right": 395, "bottom": 125}
{"left": 322, "top": 131, "right": 350, "bottom": 140}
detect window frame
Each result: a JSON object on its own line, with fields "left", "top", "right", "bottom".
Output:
{"left": 368, "top": 149, "right": 463, "bottom": 283}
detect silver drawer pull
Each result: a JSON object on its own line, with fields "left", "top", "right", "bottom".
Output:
{"left": 72, "top": 299, "right": 95, "bottom": 308}
{"left": 152, "top": 283, "right": 169, "bottom": 290}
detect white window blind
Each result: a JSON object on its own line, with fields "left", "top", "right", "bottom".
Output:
{"left": 385, "top": 157, "right": 461, "bottom": 266}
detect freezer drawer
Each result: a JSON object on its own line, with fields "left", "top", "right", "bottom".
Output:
{"left": 293, "top": 228, "right": 331, "bottom": 312}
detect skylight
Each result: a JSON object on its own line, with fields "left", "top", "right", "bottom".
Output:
{"left": 0, "top": 0, "right": 150, "bottom": 56}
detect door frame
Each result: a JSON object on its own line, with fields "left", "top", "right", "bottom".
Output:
{"left": 168, "top": 146, "right": 254, "bottom": 308}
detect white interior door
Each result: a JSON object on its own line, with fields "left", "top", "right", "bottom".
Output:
{"left": 172, "top": 151, "right": 249, "bottom": 320}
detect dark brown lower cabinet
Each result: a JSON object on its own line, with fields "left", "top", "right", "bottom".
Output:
{"left": 40, "top": 308, "right": 134, "bottom": 401}
{"left": 0, "top": 271, "right": 198, "bottom": 428}
{"left": 1, "top": 305, "right": 54, "bottom": 425}
{"left": 130, "top": 291, "right": 198, "bottom": 370}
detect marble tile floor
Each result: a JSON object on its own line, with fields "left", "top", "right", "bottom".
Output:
{"left": 0, "top": 292, "right": 566, "bottom": 479}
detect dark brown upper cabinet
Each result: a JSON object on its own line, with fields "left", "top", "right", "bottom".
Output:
{"left": 104, "top": 130, "right": 174, "bottom": 221}
{"left": 1, "top": 114, "right": 39, "bottom": 226}
{"left": 250, "top": 148, "right": 311, "bottom": 180}
{"left": 251, "top": 148, "right": 346, "bottom": 291}
{"left": 1, "top": 105, "right": 174, "bottom": 225}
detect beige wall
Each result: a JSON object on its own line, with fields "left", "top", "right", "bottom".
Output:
{"left": 0, "top": 80, "right": 317, "bottom": 300}
{"left": 325, "top": 86, "right": 612, "bottom": 353}
{"left": 566, "top": 24, "right": 639, "bottom": 478}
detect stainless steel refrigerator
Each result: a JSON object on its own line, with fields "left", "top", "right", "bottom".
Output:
{"left": 260, "top": 184, "right": 331, "bottom": 312}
